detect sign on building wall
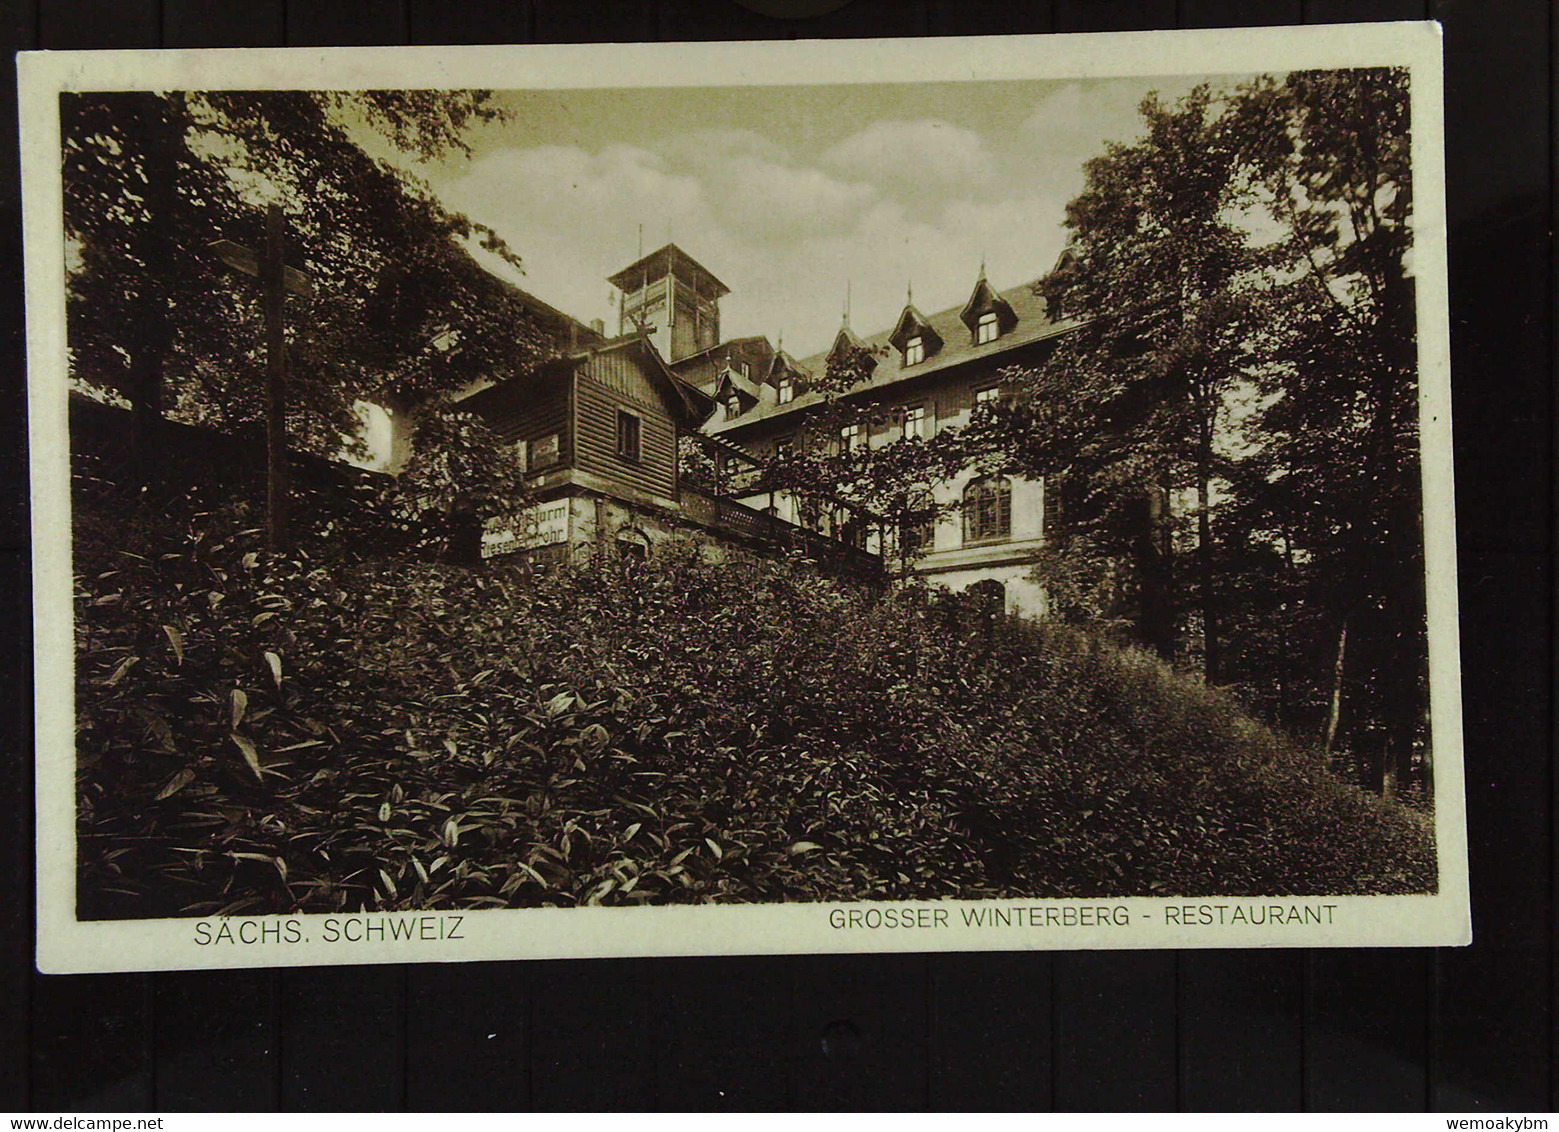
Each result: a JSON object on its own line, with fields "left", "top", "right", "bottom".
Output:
{"left": 481, "top": 500, "right": 571, "bottom": 558}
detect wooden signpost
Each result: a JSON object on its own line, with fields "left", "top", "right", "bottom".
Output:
{"left": 209, "top": 203, "right": 313, "bottom": 550}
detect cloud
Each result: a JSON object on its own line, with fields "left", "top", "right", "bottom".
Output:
{"left": 483, "top": 143, "right": 705, "bottom": 228}
{"left": 654, "top": 128, "right": 878, "bottom": 239}
{"left": 437, "top": 142, "right": 712, "bottom": 329}
{"left": 821, "top": 119, "right": 1000, "bottom": 198}
{"left": 660, "top": 127, "right": 788, "bottom": 166}
{"left": 703, "top": 156, "right": 876, "bottom": 240}
{"left": 431, "top": 108, "right": 1083, "bottom": 362}
{"left": 1015, "top": 76, "right": 1211, "bottom": 167}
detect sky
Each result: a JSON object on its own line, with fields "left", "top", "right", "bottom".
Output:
{"left": 405, "top": 73, "right": 1241, "bottom": 361}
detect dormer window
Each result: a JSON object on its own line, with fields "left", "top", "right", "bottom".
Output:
{"left": 724, "top": 393, "right": 742, "bottom": 419}
{"left": 961, "top": 271, "right": 1019, "bottom": 343}
{"left": 828, "top": 326, "right": 879, "bottom": 379}
{"left": 778, "top": 376, "right": 795, "bottom": 404}
{"left": 888, "top": 303, "right": 941, "bottom": 368}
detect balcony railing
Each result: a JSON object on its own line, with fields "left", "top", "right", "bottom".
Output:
{"left": 677, "top": 429, "right": 883, "bottom": 578}
{"left": 679, "top": 485, "right": 882, "bottom": 582}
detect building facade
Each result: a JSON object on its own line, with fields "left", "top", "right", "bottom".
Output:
{"left": 606, "top": 244, "right": 1074, "bottom": 616}
{"left": 451, "top": 331, "right": 878, "bottom": 581}
{"left": 375, "top": 240, "right": 1072, "bottom": 608}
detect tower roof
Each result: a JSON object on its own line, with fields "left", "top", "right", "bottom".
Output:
{"left": 607, "top": 243, "right": 731, "bottom": 298}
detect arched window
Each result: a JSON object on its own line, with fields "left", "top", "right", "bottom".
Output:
{"left": 963, "top": 475, "right": 1012, "bottom": 543}
{"left": 615, "top": 527, "right": 650, "bottom": 562}
{"left": 968, "top": 579, "right": 1006, "bottom": 609}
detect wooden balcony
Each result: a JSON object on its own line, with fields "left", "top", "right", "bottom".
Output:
{"left": 679, "top": 485, "right": 882, "bottom": 582}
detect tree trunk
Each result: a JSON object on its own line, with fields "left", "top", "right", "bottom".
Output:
{"left": 1136, "top": 482, "right": 1177, "bottom": 661}
{"left": 1323, "top": 618, "right": 1348, "bottom": 756}
{"left": 261, "top": 202, "right": 290, "bottom": 551}
{"left": 126, "top": 96, "right": 183, "bottom": 488}
{"left": 127, "top": 341, "right": 166, "bottom": 488}
{"left": 1196, "top": 414, "right": 1219, "bottom": 684}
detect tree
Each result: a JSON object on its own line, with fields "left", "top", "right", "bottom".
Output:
{"left": 62, "top": 90, "right": 555, "bottom": 473}
{"left": 1029, "top": 85, "right": 1259, "bottom": 680}
{"left": 1230, "top": 69, "right": 1424, "bottom": 793}
{"left": 983, "top": 70, "right": 1425, "bottom": 797}
{"left": 756, "top": 340, "right": 972, "bottom": 573}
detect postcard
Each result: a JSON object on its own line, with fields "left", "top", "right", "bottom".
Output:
{"left": 22, "top": 23, "right": 1468, "bottom": 972}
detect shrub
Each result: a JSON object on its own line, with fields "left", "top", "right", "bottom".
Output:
{"left": 73, "top": 479, "right": 1436, "bottom": 919}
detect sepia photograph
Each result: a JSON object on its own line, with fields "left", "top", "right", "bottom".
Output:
{"left": 23, "top": 26, "right": 1468, "bottom": 972}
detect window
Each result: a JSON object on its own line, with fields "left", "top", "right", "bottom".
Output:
{"left": 901, "top": 490, "right": 935, "bottom": 555}
{"left": 1043, "top": 474, "right": 1084, "bottom": 537}
{"left": 840, "top": 422, "right": 863, "bottom": 452}
{"left": 902, "top": 404, "right": 928, "bottom": 441}
{"left": 616, "top": 410, "right": 641, "bottom": 463}
{"left": 904, "top": 335, "right": 925, "bottom": 366}
{"left": 964, "top": 475, "right": 1012, "bottom": 543}
{"left": 737, "top": 361, "right": 749, "bottom": 377}
{"left": 975, "top": 385, "right": 1002, "bottom": 408}
{"left": 1043, "top": 474, "right": 1065, "bottom": 534}
{"left": 724, "top": 393, "right": 742, "bottom": 419}
{"left": 902, "top": 516, "right": 934, "bottom": 554}
{"left": 773, "top": 435, "right": 794, "bottom": 460}
{"left": 977, "top": 311, "right": 1000, "bottom": 344}
{"left": 529, "top": 432, "right": 560, "bottom": 469}
{"left": 778, "top": 376, "right": 795, "bottom": 403}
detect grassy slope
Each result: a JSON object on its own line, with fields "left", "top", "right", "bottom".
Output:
{"left": 73, "top": 490, "right": 1436, "bottom": 919}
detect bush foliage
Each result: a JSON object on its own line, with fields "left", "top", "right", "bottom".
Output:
{"left": 74, "top": 483, "right": 1436, "bottom": 920}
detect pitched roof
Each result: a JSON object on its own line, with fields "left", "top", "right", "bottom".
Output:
{"left": 709, "top": 278, "right": 1074, "bottom": 434}
{"left": 714, "top": 369, "right": 765, "bottom": 405}
{"left": 458, "top": 332, "right": 712, "bottom": 427}
{"left": 829, "top": 323, "right": 870, "bottom": 358}
{"left": 889, "top": 303, "right": 943, "bottom": 352}
{"left": 669, "top": 334, "right": 771, "bottom": 368}
{"left": 960, "top": 272, "right": 1018, "bottom": 333}
{"left": 607, "top": 243, "right": 730, "bottom": 298}
{"left": 767, "top": 348, "right": 806, "bottom": 383}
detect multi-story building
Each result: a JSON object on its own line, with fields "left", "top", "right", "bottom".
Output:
{"left": 433, "top": 254, "right": 877, "bottom": 580}
{"left": 606, "top": 243, "right": 1074, "bottom": 616}
{"left": 378, "top": 239, "right": 1073, "bottom": 608}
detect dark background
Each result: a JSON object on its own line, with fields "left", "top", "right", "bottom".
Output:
{"left": 0, "top": 0, "right": 1551, "bottom": 1112}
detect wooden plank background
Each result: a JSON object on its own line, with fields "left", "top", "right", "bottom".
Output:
{"left": 0, "top": 0, "right": 1551, "bottom": 1111}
